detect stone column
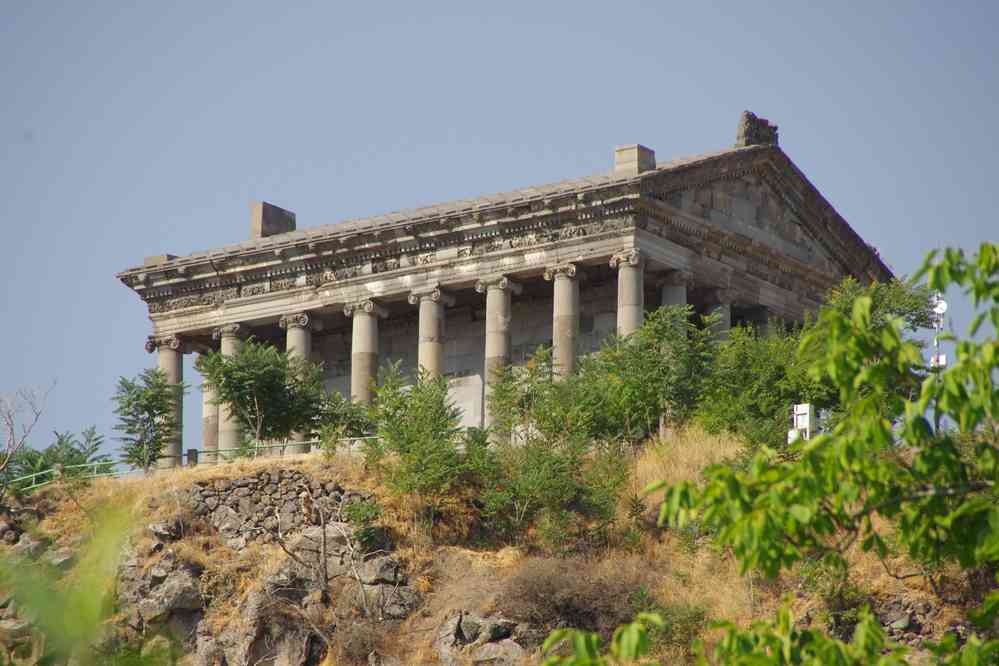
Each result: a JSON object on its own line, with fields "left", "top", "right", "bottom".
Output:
{"left": 709, "top": 290, "right": 733, "bottom": 338}
{"left": 408, "top": 286, "right": 454, "bottom": 378}
{"left": 544, "top": 263, "right": 580, "bottom": 379}
{"left": 200, "top": 356, "right": 219, "bottom": 465}
{"left": 660, "top": 271, "right": 691, "bottom": 307}
{"left": 145, "top": 335, "right": 184, "bottom": 469}
{"left": 280, "top": 312, "right": 315, "bottom": 455}
{"left": 345, "top": 300, "right": 387, "bottom": 404}
{"left": 610, "top": 249, "right": 644, "bottom": 337}
{"left": 213, "top": 324, "right": 245, "bottom": 453}
{"left": 475, "top": 276, "right": 522, "bottom": 427}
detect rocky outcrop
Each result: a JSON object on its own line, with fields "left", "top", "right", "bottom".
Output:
{"left": 184, "top": 469, "right": 364, "bottom": 551}
{"left": 433, "top": 610, "right": 528, "bottom": 666}
{"left": 115, "top": 471, "right": 422, "bottom": 665}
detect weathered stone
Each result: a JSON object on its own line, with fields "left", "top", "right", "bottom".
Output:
{"left": 137, "top": 569, "right": 202, "bottom": 623}
{"left": 358, "top": 556, "right": 402, "bottom": 585}
{"left": 0, "top": 618, "right": 31, "bottom": 643}
{"left": 13, "top": 533, "right": 43, "bottom": 559}
{"left": 435, "top": 611, "right": 526, "bottom": 666}
{"left": 45, "top": 547, "right": 76, "bottom": 570}
{"left": 148, "top": 521, "right": 180, "bottom": 541}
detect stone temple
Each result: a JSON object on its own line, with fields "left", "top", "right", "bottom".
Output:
{"left": 117, "top": 111, "right": 892, "bottom": 466}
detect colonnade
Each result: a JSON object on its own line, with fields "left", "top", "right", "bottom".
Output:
{"left": 150, "top": 250, "right": 733, "bottom": 467}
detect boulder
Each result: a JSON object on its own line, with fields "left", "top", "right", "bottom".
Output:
{"left": 435, "top": 611, "right": 526, "bottom": 666}
{"left": 138, "top": 569, "right": 203, "bottom": 623}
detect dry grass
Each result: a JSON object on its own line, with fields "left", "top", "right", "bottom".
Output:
{"left": 631, "top": 425, "right": 744, "bottom": 504}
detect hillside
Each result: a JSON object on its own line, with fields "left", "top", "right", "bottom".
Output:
{"left": 0, "top": 426, "right": 981, "bottom": 665}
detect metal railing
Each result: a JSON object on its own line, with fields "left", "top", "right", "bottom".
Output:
{"left": 3, "top": 435, "right": 380, "bottom": 493}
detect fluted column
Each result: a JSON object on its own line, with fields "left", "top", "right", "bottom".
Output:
{"left": 345, "top": 300, "right": 387, "bottom": 404}
{"left": 476, "top": 276, "right": 522, "bottom": 427}
{"left": 200, "top": 355, "right": 219, "bottom": 465}
{"left": 610, "top": 249, "right": 644, "bottom": 337}
{"left": 145, "top": 335, "right": 184, "bottom": 469}
{"left": 212, "top": 324, "right": 245, "bottom": 453}
{"left": 280, "top": 312, "right": 315, "bottom": 454}
{"left": 544, "top": 263, "right": 580, "bottom": 379}
{"left": 408, "top": 286, "right": 454, "bottom": 378}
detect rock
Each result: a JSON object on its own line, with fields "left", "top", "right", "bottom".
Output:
{"left": 2, "top": 529, "right": 18, "bottom": 545}
{"left": 138, "top": 569, "right": 203, "bottom": 623}
{"left": 889, "top": 613, "right": 911, "bottom": 631}
{"left": 45, "top": 547, "right": 76, "bottom": 570}
{"left": 13, "top": 533, "right": 43, "bottom": 559}
{"left": 358, "top": 556, "right": 403, "bottom": 585}
{"left": 435, "top": 611, "right": 525, "bottom": 666}
{"left": 0, "top": 618, "right": 31, "bottom": 643}
{"left": 141, "top": 634, "right": 176, "bottom": 663}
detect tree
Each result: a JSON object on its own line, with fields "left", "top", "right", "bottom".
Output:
{"left": 0, "top": 384, "right": 53, "bottom": 501}
{"left": 113, "top": 368, "right": 185, "bottom": 472}
{"left": 7, "top": 426, "right": 110, "bottom": 489}
{"left": 196, "top": 339, "right": 325, "bottom": 445}
{"left": 643, "top": 242, "right": 999, "bottom": 662}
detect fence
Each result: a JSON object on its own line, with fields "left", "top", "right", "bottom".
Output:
{"left": 4, "top": 435, "right": 380, "bottom": 493}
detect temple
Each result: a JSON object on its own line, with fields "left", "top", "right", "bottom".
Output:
{"left": 117, "top": 111, "right": 892, "bottom": 466}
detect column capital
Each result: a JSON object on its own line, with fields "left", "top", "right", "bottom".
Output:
{"left": 708, "top": 287, "right": 736, "bottom": 304}
{"left": 609, "top": 249, "right": 643, "bottom": 270}
{"left": 543, "top": 263, "right": 578, "bottom": 282}
{"left": 212, "top": 323, "right": 246, "bottom": 341}
{"left": 407, "top": 285, "right": 455, "bottom": 307}
{"left": 145, "top": 334, "right": 184, "bottom": 353}
{"left": 279, "top": 311, "right": 319, "bottom": 331}
{"left": 344, "top": 299, "right": 388, "bottom": 319}
{"left": 657, "top": 269, "right": 694, "bottom": 287}
{"left": 475, "top": 276, "right": 523, "bottom": 295}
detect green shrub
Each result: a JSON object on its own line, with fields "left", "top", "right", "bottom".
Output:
{"left": 196, "top": 339, "right": 325, "bottom": 444}
{"left": 368, "top": 362, "right": 464, "bottom": 517}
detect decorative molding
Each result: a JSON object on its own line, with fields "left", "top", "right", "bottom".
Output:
{"left": 212, "top": 323, "right": 246, "bottom": 341}
{"left": 145, "top": 334, "right": 184, "bottom": 353}
{"left": 609, "top": 249, "right": 642, "bottom": 269}
{"left": 407, "top": 285, "right": 455, "bottom": 307}
{"left": 278, "top": 312, "right": 311, "bottom": 330}
{"left": 343, "top": 299, "right": 388, "bottom": 319}
{"left": 543, "top": 263, "right": 578, "bottom": 282}
{"left": 474, "top": 276, "right": 523, "bottom": 295}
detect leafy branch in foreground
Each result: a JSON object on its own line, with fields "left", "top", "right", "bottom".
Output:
{"left": 641, "top": 242, "right": 998, "bottom": 663}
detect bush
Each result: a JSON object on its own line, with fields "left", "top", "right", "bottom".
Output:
{"left": 368, "top": 363, "right": 465, "bottom": 517}
{"left": 696, "top": 325, "right": 831, "bottom": 449}
{"left": 499, "top": 557, "right": 659, "bottom": 641}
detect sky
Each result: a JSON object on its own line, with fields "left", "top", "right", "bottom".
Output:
{"left": 1, "top": 1, "right": 995, "bottom": 455}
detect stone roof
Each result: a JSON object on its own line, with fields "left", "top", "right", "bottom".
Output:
{"left": 123, "top": 145, "right": 763, "bottom": 272}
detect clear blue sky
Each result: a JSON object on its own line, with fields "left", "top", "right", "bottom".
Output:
{"left": 1, "top": 2, "right": 995, "bottom": 453}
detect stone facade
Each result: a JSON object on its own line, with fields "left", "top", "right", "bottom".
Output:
{"left": 117, "top": 112, "right": 892, "bottom": 465}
